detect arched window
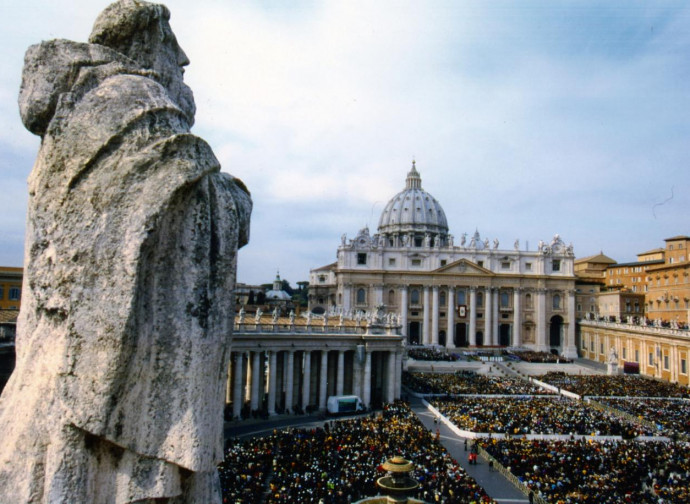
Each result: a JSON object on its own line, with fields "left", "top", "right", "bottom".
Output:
{"left": 410, "top": 289, "right": 420, "bottom": 305}
{"left": 356, "top": 288, "right": 366, "bottom": 305}
{"left": 476, "top": 292, "right": 484, "bottom": 307}
{"left": 553, "top": 294, "right": 561, "bottom": 310}
{"left": 388, "top": 289, "right": 396, "bottom": 305}
{"left": 439, "top": 291, "right": 446, "bottom": 306}
{"left": 500, "top": 291, "right": 510, "bottom": 307}
{"left": 457, "top": 289, "right": 466, "bottom": 305}
{"left": 525, "top": 293, "right": 533, "bottom": 309}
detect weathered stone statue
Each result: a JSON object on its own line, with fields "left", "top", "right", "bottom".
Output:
{"left": 0, "top": 1, "right": 251, "bottom": 502}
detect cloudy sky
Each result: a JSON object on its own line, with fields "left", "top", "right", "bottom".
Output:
{"left": 1, "top": 1, "right": 689, "bottom": 286}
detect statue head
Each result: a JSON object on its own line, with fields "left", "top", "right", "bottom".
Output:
{"left": 89, "top": 0, "right": 196, "bottom": 123}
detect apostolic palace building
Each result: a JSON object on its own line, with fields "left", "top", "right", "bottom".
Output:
{"left": 309, "top": 162, "right": 579, "bottom": 359}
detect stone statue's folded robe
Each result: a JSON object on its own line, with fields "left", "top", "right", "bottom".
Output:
{"left": 0, "top": 40, "right": 251, "bottom": 503}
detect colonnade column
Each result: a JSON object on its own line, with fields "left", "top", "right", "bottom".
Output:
{"left": 423, "top": 286, "right": 430, "bottom": 345}
{"left": 285, "top": 350, "right": 294, "bottom": 413}
{"left": 537, "top": 288, "right": 547, "bottom": 350}
{"left": 336, "top": 350, "right": 345, "bottom": 396}
{"left": 250, "top": 351, "right": 260, "bottom": 411}
{"left": 447, "top": 287, "right": 455, "bottom": 349}
{"left": 400, "top": 286, "right": 409, "bottom": 340}
{"left": 363, "top": 351, "right": 372, "bottom": 407}
{"left": 431, "top": 286, "right": 439, "bottom": 346}
{"left": 513, "top": 288, "right": 522, "bottom": 347}
{"left": 386, "top": 351, "right": 396, "bottom": 403}
{"left": 469, "top": 287, "right": 477, "bottom": 346}
{"left": 484, "top": 287, "right": 493, "bottom": 346}
{"left": 563, "top": 289, "right": 578, "bottom": 358}
{"left": 232, "top": 352, "right": 244, "bottom": 419}
{"left": 302, "top": 351, "right": 311, "bottom": 408}
{"left": 319, "top": 350, "right": 328, "bottom": 411}
{"left": 267, "top": 351, "right": 277, "bottom": 416}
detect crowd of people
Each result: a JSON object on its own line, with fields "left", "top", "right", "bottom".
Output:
{"left": 508, "top": 351, "right": 572, "bottom": 364}
{"left": 431, "top": 396, "right": 648, "bottom": 437}
{"left": 402, "top": 371, "right": 554, "bottom": 396}
{"left": 407, "top": 347, "right": 461, "bottom": 361}
{"left": 535, "top": 372, "right": 690, "bottom": 398}
{"left": 596, "top": 397, "right": 690, "bottom": 436}
{"left": 219, "top": 401, "right": 495, "bottom": 503}
{"left": 481, "top": 438, "right": 690, "bottom": 503}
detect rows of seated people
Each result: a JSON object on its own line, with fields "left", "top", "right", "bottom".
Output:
{"left": 536, "top": 372, "right": 690, "bottom": 398}
{"left": 219, "top": 401, "right": 496, "bottom": 503}
{"left": 596, "top": 397, "right": 690, "bottom": 436}
{"left": 431, "top": 396, "right": 648, "bottom": 437}
{"left": 403, "top": 371, "right": 555, "bottom": 396}
{"left": 508, "top": 351, "right": 572, "bottom": 363}
{"left": 407, "top": 347, "right": 461, "bottom": 361}
{"left": 481, "top": 438, "right": 690, "bottom": 503}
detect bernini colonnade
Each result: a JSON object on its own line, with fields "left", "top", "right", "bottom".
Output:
{"left": 227, "top": 314, "right": 404, "bottom": 418}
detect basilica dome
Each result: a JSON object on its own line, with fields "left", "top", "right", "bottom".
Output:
{"left": 377, "top": 161, "right": 449, "bottom": 240}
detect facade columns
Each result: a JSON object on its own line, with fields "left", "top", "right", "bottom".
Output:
{"left": 250, "top": 351, "right": 260, "bottom": 412}
{"left": 537, "top": 289, "right": 547, "bottom": 350}
{"left": 374, "top": 284, "right": 384, "bottom": 307}
{"left": 319, "top": 350, "right": 328, "bottom": 411}
{"left": 431, "top": 286, "right": 440, "bottom": 346}
{"left": 386, "top": 351, "right": 396, "bottom": 403}
{"left": 492, "top": 289, "right": 499, "bottom": 345}
{"left": 485, "top": 287, "right": 493, "bottom": 346}
{"left": 285, "top": 350, "right": 294, "bottom": 413}
{"left": 336, "top": 350, "right": 345, "bottom": 396}
{"left": 400, "top": 286, "right": 409, "bottom": 340}
{"left": 447, "top": 287, "right": 455, "bottom": 348}
{"left": 563, "top": 289, "right": 578, "bottom": 358}
{"left": 268, "top": 351, "right": 277, "bottom": 415}
{"left": 363, "top": 351, "right": 372, "bottom": 407}
{"left": 232, "top": 352, "right": 244, "bottom": 419}
{"left": 394, "top": 351, "right": 402, "bottom": 399}
{"left": 343, "top": 284, "right": 352, "bottom": 313}
{"left": 302, "top": 350, "right": 312, "bottom": 408}
{"left": 513, "top": 288, "right": 522, "bottom": 347}
{"left": 469, "top": 287, "right": 477, "bottom": 346}
{"left": 423, "top": 286, "right": 430, "bottom": 344}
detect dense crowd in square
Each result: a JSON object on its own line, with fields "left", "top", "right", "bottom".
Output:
{"left": 481, "top": 438, "right": 690, "bottom": 503}
{"left": 219, "top": 401, "right": 495, "bottom": 503}
{"left": 508, "top": 351, "right": 572, "bottom": 364}
{"left": 535, "top": 372, "right": 690, "bottom": 398}
{"left": 431, "top": 396, "right": 648, "bottom": 437}
{"left": 596, "top": 397, "right": 690, "bottom": 436}
{"left": 402, "top": 371, "right": 555, "bottom": 396}
{"left": 407, "top": 347, "right": 461, "bottom": 361}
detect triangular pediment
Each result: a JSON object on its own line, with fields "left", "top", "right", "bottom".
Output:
{"left": 435, "top": 258, "right": 493, "bottom": 275}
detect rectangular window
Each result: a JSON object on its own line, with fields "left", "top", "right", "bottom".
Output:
{"left": 411, "top": 259, "right": 421, "bottom": 267}
{"left": 440, "top": 259, "right": 447, "bottom": 266}
{"left": 649, "top": 353, "right": 654, "bottom": 366}
{"left": 0, "top": 286, "right": 3, "bottom": 299}
{"left": 477, "top": 261, "right": 484, "bottom": 268}
{"left": 581, "top": 338, "right": 586, "bottom": 349}
{"left": 600, "top": 343, "right": 604, "bottom": 354}
{"left": 357, "top": 253, "right": 367, "bottom": 265}
{"left": 664, "top": 355, "right": 669, "bottom": 370}
{"left": 622, "top": 347, "right": 627, "bottom": 359}
{"left": 682, "top": 359, "right": 687, "bottom": 375}
{"left": 456, "top": 290, "right": 466, "bottom": 305}
{"left": 590, "top": 341, "right": 594, "bottom": 351}
{"left": 525, "top": 263, "right": 532, "bottom": 271}
{"left": 388, "top": 258, "right": 396, "bottom": 266}
{"left": 8, "top": 287, "right": 20, "bottom": 301}
{"left": 501, "top": 262, "right": 510, "bottom": 269}
{"left": 635, "top": 349, "right": 639, "bottom": 362}
{"left": 552, "top": 259, "right": 561, "bottom": 272}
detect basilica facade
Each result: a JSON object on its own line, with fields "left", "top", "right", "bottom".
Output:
{"left": 309, "top": 162, "right": 578, "bottom": 358}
